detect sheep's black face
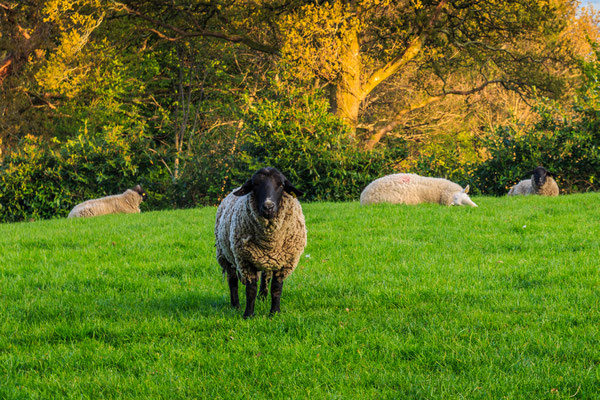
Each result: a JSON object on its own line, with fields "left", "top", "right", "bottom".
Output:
{"left": 233, "top": 167, "right": 303, "bottom": 220}
{"left": 530, "top": 166, "right": 550, "bottom": 188}
{"left": 253, "top": 171, "right": 285, "bottom": 219}
{"left": 131, "top": 184, "right": 147, "bottom": 201}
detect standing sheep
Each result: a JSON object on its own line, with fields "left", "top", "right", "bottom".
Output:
{"left": 215, "top": 167, "right": 307, "bottom": 318}
{"left": 507, "top": 166, "right": 559, "bottom": 196}
{"left": 68, "top": 185, "right": 147, "bottom": 218}
{"left": 360, "top": 173, "right": 477, "bottom": 207}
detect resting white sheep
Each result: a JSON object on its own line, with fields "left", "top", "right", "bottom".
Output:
{"left": 508, "top": 166, "right": 559, "bottom": 196}
{"left": 360, "top": 173, "right": 477, "bottom": 207}
{"left": 68, "top": 185, "right": 147, "bottom": 218}
{"left": 215, "top": 167, "right": 307, "bottom": 318}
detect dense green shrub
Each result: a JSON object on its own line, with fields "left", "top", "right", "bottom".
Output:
{"left": 0, "top": 136, "right": 63, "bottom": 222}
{"left": 5, "top": 45, "right": 600, "bottom": 222}
{"left": 0, "top": 131, "right": 165, "bottom": 223}
{"left": 408, "top": 130, "right": 482, "bottom": 190}
{"left": 473, "top": 118, "right": 600, "bottom": 195}
{"left": 0, "top": 88, "right": 407, "bottom": 222}
{"left": 473, "top": 103, "right": 600, "bottom": 195}
{"left": 472, "top": 45, "right": 600, "bottom": 195}
{"left": 239, "top": 91, "right": 405, "bottom": 201}
{"left": 164, "top": 129, "right": 247, "bottom": 208}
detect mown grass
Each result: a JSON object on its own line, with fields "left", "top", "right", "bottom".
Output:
{"left": 1, "top": 194, "right": 599, "bottom": 399}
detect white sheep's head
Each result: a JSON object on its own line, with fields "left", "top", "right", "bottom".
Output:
{"left": 451, "top": 185, "right": 478, "bottom": 207}
{"left": 233, "top": 167, "right": 303, "bottom": 219}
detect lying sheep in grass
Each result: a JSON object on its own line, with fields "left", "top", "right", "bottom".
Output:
{"left": 68, "top": 185, "right": 147, "bottom": 218}
{"left": 360, "top": 173, "right": 477, "bottom": 207}
{"left": 215, "top": 167, "right": 307, "bottom": 318}
{"left": 508, "top": 166, "right": 559, "bottom": 196}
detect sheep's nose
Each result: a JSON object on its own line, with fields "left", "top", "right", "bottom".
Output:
{"left": 264, "top": 200, "right": 275, "bottom": 212}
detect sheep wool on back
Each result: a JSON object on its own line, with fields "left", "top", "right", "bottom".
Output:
{"left": 68, "top": 189, "right": 143, "bottom": 218}
{"left": 215, "top": 190, "right": 307, "bottom": 284}
{"left": 532, "top": 177, "right": 559, "bottom": 196}
{"left": 508, "top": 180, "right": 534, "bottom": 196}
{"left": 360, "top": 173, "right": 468, "bottom": 206}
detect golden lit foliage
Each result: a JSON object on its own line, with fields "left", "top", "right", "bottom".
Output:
{"left": 270, "top": 0, "right": 592, "bottom": 146}
{"left": 279, "top": 2, "right": 360, "bottom": 82}
{"left": 35, "top": 0, "right": 107, "bottom": 97}
{"left": 2, "top": 0, "right": 599, "bottom": 155}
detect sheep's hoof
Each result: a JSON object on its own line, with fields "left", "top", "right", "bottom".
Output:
{"left": 258, "top": 291, "right": 268, "bottom": 300}
{"left": 269, "top": 309, "right": 281, "bottom": 317}
{"left": 242, "top": 312, "right": 255, "bottom": 319}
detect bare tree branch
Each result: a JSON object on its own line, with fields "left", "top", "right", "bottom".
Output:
{"left": 361, "top": 0, "right": 448, "bottom": 99}
{"left": 26, "top": 91, "right": 57, "bottom": 110}
{"left": 114, "top": 2, "right": 280, "bottom": 55}
{"left": 0, "top": 58, "right": 12, "bottom": 83}
{"left": 363, "top": 79, "right": 504, "bottom": 149}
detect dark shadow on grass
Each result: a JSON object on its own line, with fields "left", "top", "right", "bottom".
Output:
{"left": 19, "top": 238, "right": 81, "bottom": 250}
{"left": 141, "top": 291, "right": 234, "bottom": 317}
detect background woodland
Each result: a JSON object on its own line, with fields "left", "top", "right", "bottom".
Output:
{"left": 1, "top": 0, "right": 600, "bottom": 222}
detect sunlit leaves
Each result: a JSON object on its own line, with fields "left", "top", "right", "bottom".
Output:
{"left": 279, "top": 2, "right": 360, "bottom": 82}
{"left": 35, "top": 0, "right": 108, "bottom": 97}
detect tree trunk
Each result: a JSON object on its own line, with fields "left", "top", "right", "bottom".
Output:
{"left": 330, "top": 28, "right": 361, "bottom": 137}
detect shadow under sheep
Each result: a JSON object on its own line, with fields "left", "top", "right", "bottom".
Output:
{"left": 142, "top": 291, "right": 231, "bottom": 317}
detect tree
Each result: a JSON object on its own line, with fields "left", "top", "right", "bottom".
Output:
{"left": 114, "top": 0, "right": 591, "bottom": 148}
{"left": 0, "top": 0, "right": 109, "bottom": 149}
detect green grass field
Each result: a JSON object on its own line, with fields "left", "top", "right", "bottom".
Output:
{"left": 1, "top": 194, "right": 599, "bottom": 399}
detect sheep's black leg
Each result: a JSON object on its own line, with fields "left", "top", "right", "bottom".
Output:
{"left": 269, "top": 278, "right": 284, "bottom": 315}
{"left": 259, "top": 271, "right": 271, "bottom": 299}
{"left": 227, "top": 274, "right": 240, "bottom": 309}
{"left": 243, "top": 279, "right": 258, "bottom": 319}
{"left": 259, "top": 274, "right": 268, "bottom": 299}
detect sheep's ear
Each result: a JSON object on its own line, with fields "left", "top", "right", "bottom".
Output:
{"left": 233, "top": 179, "right": 253, "bottom": 196}
{"left": 284, "top": 179, "right": 303, "bottom": 198}
{"left": 463, "top": 185, "right": 470, "bottom": 194}
{"left": 131, "top": 185, "right": 146, "bottom": 198}
{"left": 546, "top": 170, "right": 554, "bottom": 177}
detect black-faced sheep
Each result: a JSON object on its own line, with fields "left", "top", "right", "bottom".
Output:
{"left": 508, "top": 166, "right": 559, "bottom": 196}
{"left": 68, "top": 185, "right": 147, "bottom": 218}
{"left": 360, "top": 173, "right": 477, "bottom": 207}
{"left": 214, "top": 167, "right": 307, "bottom": 318}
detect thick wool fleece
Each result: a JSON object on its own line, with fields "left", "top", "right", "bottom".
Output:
{"left": 215, "top": 190, "right": 307, "bottom": 284}
{"left": 508, "top": 177, "right": 559, "bottom": 196}
{"left": 508, "top": 180, "right": 533, "bottom": 196}
{"left": 360, "top": 173, "right": 464, "bottom": 206}
{"left": 68, "top": 189, "right": 143, "bottom": 218}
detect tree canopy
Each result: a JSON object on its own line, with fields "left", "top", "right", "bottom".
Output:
{"left": 0, "top": 0, "right": 599, "bottom": 221}
{"left": 111, "top": 0, "right": 594, "bottom": 145}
